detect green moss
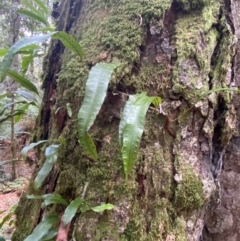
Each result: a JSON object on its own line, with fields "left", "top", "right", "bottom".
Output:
{"left": 174, "top": 165, "right": 204, "bottom": 212}
{"left": 172, "top": 2, "right": 220, "bottom": 103}
{"left": 176, "top": 0, "right": 212, "bottom": 12}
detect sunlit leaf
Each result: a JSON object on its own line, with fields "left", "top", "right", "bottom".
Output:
{"left": 78, "top": 63, "right": 120, "bottom": 160}
{"left": 24, "top": 215, "right": 58, "bottom": 241}
{"left": 91, "top": 203, "right": 114, "bottom": 213}
{"left": 0, "top": 49, "right": 8, "bottom": 57}
{"left": 34, "top": 144, "right": 59, "bottom": 189}
{"left": 21, "top": 140, "right": 48, "bottom": 156}
{"left": 151, "top": 96, "right": 162, "bottom": 108}
{"left": 62, "top": 198, "right": 84, "bottom": 226}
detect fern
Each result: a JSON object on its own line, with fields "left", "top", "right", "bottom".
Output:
{"left": 78, "top": 63, "right": 120, "bottom": 160}
{"left": 120, "top": 92, "right": 159, "bottom": 178}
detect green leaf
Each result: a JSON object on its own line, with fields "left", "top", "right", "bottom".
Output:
{"left": 119, "top": 94, "right": 138, "bottom": 146}
{"left": 0, "top": 236, "right": 5, "bottom": 241}
{"left": 17, "top": 9, "right": 48, "bottom": 26}
{"left": 0, "top": 49, "right": 8, "bottom": 57}
{"left": 0, "top": 32, "right": 83, "bottom": 81}
{"left": 21, "top": 0, "right": 45, "bottom": 16}
{"left": 62, "top": 198, "right": 84, "bottom": 226}
{"left": 79, "top": 203, "right": 90, "bottom": 213}
{"left": 120, "top": 93, "right": 154, "bottom": 178}
{"left": 41, "top": 230, "right": 58, "bottom": 241}
{"left": 78, "top": 63, "right": 120, "bottom": 160}
{"left": 78, "top": 132, "right": 97, "bottom": 160}
{"left": 0, "top": 205, "right": 16, "bottom": 229}
{"left": 7, "top": 70, "right": 38, "bottom": 94}
{"left": 0, "top": 32, "right": 57, "bottom": 81}
{"left": 14, "top": 103, "right": 30, "bottom": 123}
{"left": 51, "top": 31, "right": 83, "bottom": 59}
{"left": 27, "top": 194, "right": 68, "bottom": 208}
{"left": 14, "top": 90, "right": 38, "bottom": 102}
{"left": 41, "top": 194, "right": 68, "bottom": 208}
{"left": 24, "top": 215, "right": 58, "bottom": 241}
{"left": 34, "top": 145, "right": 59, "bottom": 190}
{"left": 33, "top": 0, "right": 49, "bottom": 15}
{"left": 21, "top": 140, "right": 48, "bottom": 156}
{"left": 91, "top": 203, "right": 114, "bottom": 213}
{"left": 22, "top": 55, "right": 34, "bottom": 74}
{"left": 35, "top": 27, "right": 55, "bottom": 32}
{"left": 151, "top": 96, "right": 162, "bottom": 108}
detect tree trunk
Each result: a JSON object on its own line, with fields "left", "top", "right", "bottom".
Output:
{"left": 12, "top": 0, "right": 240, "bottom": 240}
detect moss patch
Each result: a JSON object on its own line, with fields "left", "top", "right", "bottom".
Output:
{"left": 174, "top": 165, "right": 204, "bottom": 212}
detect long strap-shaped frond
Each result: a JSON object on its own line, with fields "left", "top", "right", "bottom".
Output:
{"left": 78, "top": 63, "right": 120, "bottom": 160}
{"left": 120, "top": 92, "right": 155, "bottom": 178}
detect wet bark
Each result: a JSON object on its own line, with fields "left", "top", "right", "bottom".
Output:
{"left": 12, "top": 0, "right": 240, "bottom": 240}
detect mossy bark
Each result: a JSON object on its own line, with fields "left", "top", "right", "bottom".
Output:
{"left": 12, "top": 0, "right": 240, "bottom": 240}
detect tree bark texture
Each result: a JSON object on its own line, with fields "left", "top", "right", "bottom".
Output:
{"left": 12, "top": 0, "right": 240, "bottom": 240}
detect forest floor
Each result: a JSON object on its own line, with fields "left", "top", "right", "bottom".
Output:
{"left": 0, "top": 141, "right": 35, "bottom": 240}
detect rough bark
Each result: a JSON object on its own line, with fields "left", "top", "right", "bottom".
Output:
{"left": 12, "top": 0, "right": 240, "bottom": 240}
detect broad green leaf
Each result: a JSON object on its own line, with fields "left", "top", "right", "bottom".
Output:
{"left": 22, "top": 55, "right": 34, "bottom": 74}
{"left": 34, "top": 144, "right": 59, "bottom": 190}
{"left": 27, "top": 194, "right": 68, "bottom": 208}
{"left": 0, "top": 92, "right": 7, "bottom": 99}
{"left": 0, "top": 32, "right": 57, "bottom": 81}
{"left": 21, "top": 0, "right": 45, "bottom": 16}
{"left": 14, "top": 90, "right": 38, "bottom": 102}
{"left": 52, "top": 31, "right": 83, "bottom": 59}
{"left": 120, "top": 93, "right": 154, "bottom": 178}
{"left": 17, "top": 9, "right": 48, "bottom": 26}
{"left": 0, "top": 32, "right": 83, "bottom": 81}
{"left": 14, "top": 103, "right": 30, "bottom": 123}
{"left": 91, "top": 203, "right": 114, "bottom": 213}
{"left": 62, "top": 198, "right": 84, "bottom": 226}
{"left": 119, "top": 94, "right": 138, "bottom": 146}
{"left": 0, "top": 236, "right": 5, "bottom": 241}
{"left": 41, "top": 230, "right": 58, "bottom": 241}
{"left": 8, "top": 70, "right": 38, "bottom": 94}
{"left": 0, "top": 49, "right": 8, "bottom": 57}
{"left": 78, "top": 63, "right": 120, "bottom": 160}
{"left": 0, "top": 110, "right": 27, "bottom": 124}
{"left": 21, "top": 140, "right": 48, "bottom": 156}
{"left": 19, "top": 44, "right": 40, "bottom": 52}
{"left": 33, "top": 0, "right": 49, "bottom": 14}
{"left": 24, "top": 215, "right": 58, "bottom": 241}
{"left": 41, "top": 194, "right": 68, "bottom": 208}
